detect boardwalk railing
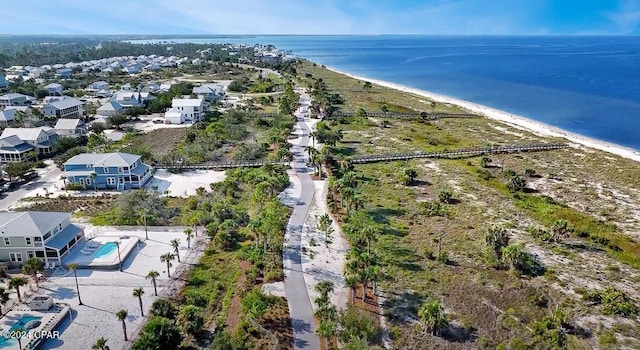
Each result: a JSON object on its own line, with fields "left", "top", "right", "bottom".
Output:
{"left": 255, "top": 111, "right": 478, "bottom": 120}
{"left": 350, "top": 143, "right": 567, "bottom": 164}
{"left": 153, "top": 159, "right": 290, "bottom": 170}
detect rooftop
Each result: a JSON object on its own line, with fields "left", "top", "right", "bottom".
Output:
{"left": 1, "top": 127, "right": 54, "bottom": 141}
{"left": 64, "top": 152, "right": 142, "bottom": 167}
{"left": 54, "top": 119, "right": 83, "bottom": 130}
{"left": 0, "top": 212, "right": 70, "bottom": 237}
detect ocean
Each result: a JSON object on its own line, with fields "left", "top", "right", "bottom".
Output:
{"left": 132, "top": 36, "right": 640, "bottom": 150}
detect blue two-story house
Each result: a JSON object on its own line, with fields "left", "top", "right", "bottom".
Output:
{"left": 62, "top": 152, "right": 153, "bottom": 190}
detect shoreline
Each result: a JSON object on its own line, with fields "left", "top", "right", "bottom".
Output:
{"left": 323, "top": 66, "right": 640, "bottom": 163}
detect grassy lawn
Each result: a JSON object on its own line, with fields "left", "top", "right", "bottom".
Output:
{"left": 296, "top": 60, "right": 640, "bottom": 348}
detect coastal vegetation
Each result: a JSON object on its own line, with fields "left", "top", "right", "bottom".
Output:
{"left": 295, "top": 59, "right": 640, "bottom": 349}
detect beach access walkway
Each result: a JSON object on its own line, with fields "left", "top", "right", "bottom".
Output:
{"left": 283, "top": 90, "right": 321, "bottom": 350}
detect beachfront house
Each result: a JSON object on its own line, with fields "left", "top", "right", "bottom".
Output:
{"left": 44, "top": 83, "right": 64, "bottom": 96}
{"left": 0, "top": 211, "right": 85, "bottom": 268}
{"left": 193, "top": 83, "right": 224, "bottom": 102}
{"left": 63, "top": 152, "right": 153, "bottom": 190}
{"left": 54, "top": 119, "right": 86, "bottom": 138}
{"left": 42, "top": 96, "right": 84, "bottom": 119}
{"left": 0, "top": 127, "right": 58, "bottom": 158}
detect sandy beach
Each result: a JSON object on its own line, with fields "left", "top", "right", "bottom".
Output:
{"left": 325, "top": 67, "right": 640, "bottom": 163}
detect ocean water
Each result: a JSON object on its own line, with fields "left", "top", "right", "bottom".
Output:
{"left": 133, "top": 36, "right": 640, "bottom": 150}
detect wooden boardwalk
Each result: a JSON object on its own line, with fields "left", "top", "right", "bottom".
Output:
{"left": 153, "top": 160, "right": 289, "bottom": 170}
{"left": 255, "top": 111, "right": 478, "bottom": 120}
{"left": 350, "top": 143, "right": 567, "bottom": 164}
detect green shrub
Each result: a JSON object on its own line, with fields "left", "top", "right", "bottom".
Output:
{"left": 581, "top": 287, "right": 638, "bottom": 317}
{"left": 64, "top": 183, "right": 85, "bottom": 191}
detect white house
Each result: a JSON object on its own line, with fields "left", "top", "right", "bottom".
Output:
{"left": 44, "top": 83, "right": 64, "bottom": 96}
{"left": 96, "top": 101, "right": 124, "bottom": 116}
{"left": 165, "top": 97, "right": 209, "bottom": 124}
{"left": 42, "top": 96, "right": 84, "bottom": 119}
{"left": 0, "top": 127, "right": 58, "bottom": 156}
{"left": 193, "top": 83, "right": 224, "bottom": 102}
{"left": 54, "top": 119, "right": 86, "bottom": 138}
{"left": 164, "top": 110, "right": 184, "bottom": 124}
{"left": 0, "top": 93, "right": 32, "bottom": 108}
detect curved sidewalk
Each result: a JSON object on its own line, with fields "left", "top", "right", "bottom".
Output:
{"left": 283, "top": 91, "right": 321, "bottom": 350}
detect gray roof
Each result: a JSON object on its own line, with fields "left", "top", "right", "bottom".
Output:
{"left": 54, "top": 119, "right": 83, "bottom": 130}
{"left": 0, "top": 109, "right": 16, "bottom": 122}
{"left": 0, "top": 212, "right": 70, "bottom": 237}
{"left": 45, "top": 97, "right": 82, "bottom": 110}
{"left": 44, "top": 83, "right": 63, "bottom": 89}
{"left": 46, "top": 223, "right": 84, "bottom": 250}
{"left": 1, "top": 127, "right": 54, "bottom": 141}
{"left": 64, "top": 152, "right": 142, "bottom": 167}
{"left": 0, "top": 93, "right": 28, "bottom": 100}
{"left": 97, "top": 101, "right": 123, "bottom": 112}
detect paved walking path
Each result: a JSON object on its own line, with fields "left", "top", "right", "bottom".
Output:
{"left": 283, "top": 90, "right": 321, "bottom": 350}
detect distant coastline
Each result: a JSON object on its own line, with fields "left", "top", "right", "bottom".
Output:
{"left": 322, "top": 66, "right": 640, "bottom": 163}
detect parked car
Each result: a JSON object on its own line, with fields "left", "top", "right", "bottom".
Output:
{"left": 2, "top": 181, "right": 18, "bottom": 192}
{"left": 21, "top": 171, "right": 38, "bottom": 182}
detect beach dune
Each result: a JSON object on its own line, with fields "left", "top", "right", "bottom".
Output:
{"left": 326, "top": 67, "right": 640, "bottom": 163}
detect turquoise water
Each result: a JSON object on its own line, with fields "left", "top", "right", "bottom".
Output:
{"left": 94, "top": 242, "right": 117, "bottom": 258}
{"left": 0, "top": 315, "right": 43, "bottom": 346}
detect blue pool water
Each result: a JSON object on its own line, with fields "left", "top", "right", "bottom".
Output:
{"left": 0, "top": 315, "right": 43, "bottom": 346}
{"left": 94, "top": 242, "right": 117, "bottom": 258}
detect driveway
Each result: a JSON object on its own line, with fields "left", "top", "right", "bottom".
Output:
{"left": 0, "top": 163, "right": 62, "bottom": 211}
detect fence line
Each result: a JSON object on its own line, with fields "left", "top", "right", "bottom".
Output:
{"left": 350, "top": 143, "right": 567, "bottom": 164}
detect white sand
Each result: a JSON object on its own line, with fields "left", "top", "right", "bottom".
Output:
{"left": 301, "top": 180, "right": 349, "bottom": 310}
{"left": 37, "top": 225, "right": 206, "bottom": 350}
{"left": 146, "top": 169, "right": 226, "bottom": 197}
{"left": 326, "top": 67, "right": 640, "bottom": 163}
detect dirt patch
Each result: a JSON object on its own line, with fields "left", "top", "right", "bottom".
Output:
{"left": 226, "top": 260, "right": 250, "bottom": 329}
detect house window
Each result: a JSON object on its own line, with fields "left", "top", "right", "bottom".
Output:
{"left": 118, "top": 167, "right": 123, "bottom": 173}
{"left": 107, "top": 178, "right": 116, "bottom": 185}
{"left": 3, "top": 237, "right": 10, "bottom": 246}
{"left": 86, "top": 164, "right": 91, "bottom": 169}
{"left": 119, "top": 177, "right": 124, "bottom": 183}
{"left": 25, "top": 237, "right": 32, "bottom": 245}
{"left": 79, "top": 178, "right": 85, "bottom": 185}
{"left": 35, "top": 251, "right": 45, "bottom": 258}
{"left": 43, "top": 231, "right": 51, "bottom": 240}
{"left": 27, "top": 251, "right": 35, "bottom": 259}
{"left": 104, "top": 167, "right": 109, "bottom": 173}
{"left": 59, "top": 223, "right": 62, "bottom": 230}
{"left": 9, "top": 253, "right": 22, "bottom": 263}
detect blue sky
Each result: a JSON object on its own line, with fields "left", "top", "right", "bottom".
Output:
{"left": 1, "top": 0, "right": 639, "bottom": 35}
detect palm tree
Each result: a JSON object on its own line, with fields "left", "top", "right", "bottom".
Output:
{"left": 91, "top": 337, "right": 109, "bottom": 350}
{"left": 138, "top": 208, "right": 149, "bottom": 240}
{"left": 13, "top": 327, "right": 25, "bottom": 350}
{"left": 485, "top": 225, "right": 509, "bottom": 260}
{"left": 345, "top": 275, "right": 358, "bottom": 304}
{"left": 418, "top": 300, "right": 449, "bottom": 336}
{"left": 21, "top": 257, "right": 44, "bottom": 288}
{"left": 183, "top": 228, "right": 193, "bottom": 249}
{"left": 0, "top": 288, "right": 9, "bottom": 315}
{"left": 133, "top": 287, "right": 145, "bottom": 317}
{"left": 89, "top": 172, "right": 97, "bottom": 191}
{"left": 8, "top": 277, "right": 27, "bottom": 302}
{"left": 315, "top": 280, "right": 335, "bottom": 300}
{"left": 146, "top": 270, "right": 160, "bottom": 296}
{"left": 160, "top": 253, "right": 175, "bottom": 278}
{"left": 67, "top": 263, "right": 83, "bottom": 305}
{"left": 551, "top": 219, "right": 570, "bottom": 242}
{"left": 116, "top": 309, "right": 128, "bottom": 341}
{"left": 316, "top": 320, "right": 337, "bottom": 346}
{"left": 170, "top": 239, "right": 181, "bottom": 262}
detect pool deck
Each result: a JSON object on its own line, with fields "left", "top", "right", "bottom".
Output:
{"left": 62, "top": 236, "right": 140, "bottom": 269}
{"left": 0, "top": 303, "right": 69, "bottom": 350}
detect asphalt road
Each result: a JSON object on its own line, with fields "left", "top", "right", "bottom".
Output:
{"left": 0, "top": 165, "right": 61, "bottom": 211}
{"left": 283, "top": 90, "right": 321, "bottom": 350}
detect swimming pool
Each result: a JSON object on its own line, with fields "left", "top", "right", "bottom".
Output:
{"left": 94, "top": 242, "right": 117, "bottom": 258}
{"left": 0, "top": 315, "right": 43, "bottom": 346}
